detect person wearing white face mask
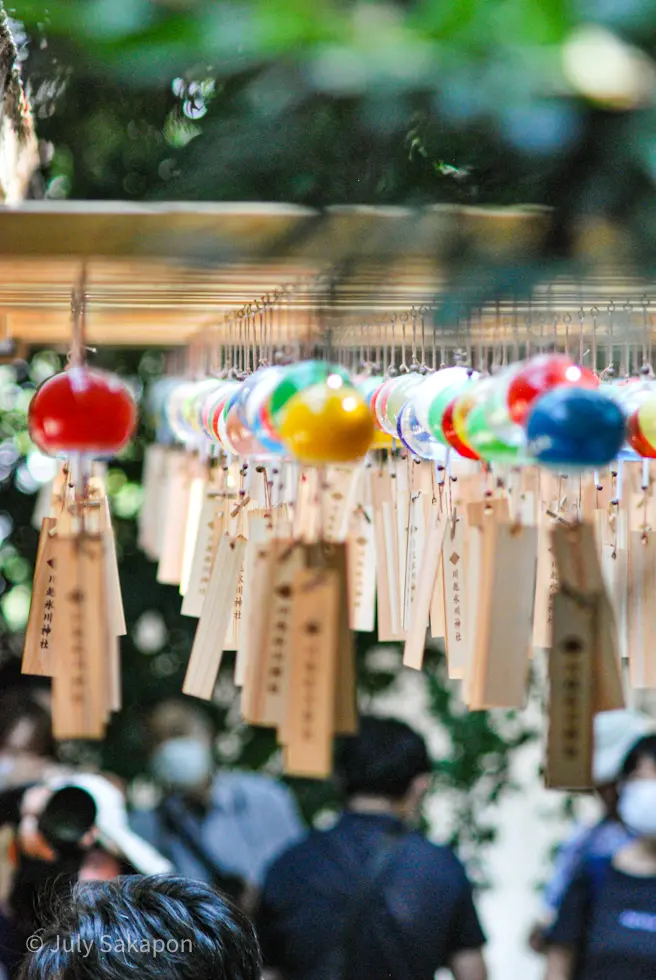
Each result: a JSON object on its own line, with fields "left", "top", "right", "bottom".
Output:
{"left": 129, "top": 700, "right": 304, "bottom": 911}
{"left": 545, "top": 733, "right": 656, "bottom": 980}
{"left": 529, "top": 709, "right": 653, "bottom": 953}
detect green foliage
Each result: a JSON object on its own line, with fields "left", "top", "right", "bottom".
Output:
{"left": 6, "top": 0, "right": 656, "bottom": 323}
{"left": 4, "top": 2, "right": 649, "bottom": 213}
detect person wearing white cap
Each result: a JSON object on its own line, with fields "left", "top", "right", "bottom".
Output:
{"left": 0, "top": 771, "right": 173, "bottom": 978}
{"left": 545, "top": 731, "right": 656, "bottom": 978}
{"left": 529, "top": 709, "right": 654, "bottom": 952}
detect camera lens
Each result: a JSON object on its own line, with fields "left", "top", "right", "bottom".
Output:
{"left": 38, "top": 786, "right": 97, "bottom": 852}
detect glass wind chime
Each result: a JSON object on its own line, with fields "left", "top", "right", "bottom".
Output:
{"left": 22, "top": 281, "right": 136, "bottom": 740}
{"left": 25, "top": 280, "right": 656, "bottom": 788}
{"left": 125, "top": 284, "right": 656, "bottom": 785}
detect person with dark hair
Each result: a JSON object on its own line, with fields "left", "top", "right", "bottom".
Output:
{"left": 0, "top": 687, "right": 59, "bottom": 978}
{"left": 130, "top": 700, "right": 303, "bottom": 907}
{"left": 529, "top": 709, "right": 653, "bottom": 953}
{"left": 546, "top": 732, "right": 656, "bottom": 980}
{"left": 0, "top": 688, "right": 56, "bottom": 791}
{"left": 0, "top": 771, "right": 172, "bottom": 978}
{"left": 17, "top": 874, "right": 262, "bottom": 980}
{"left": 257, "top": 716, "right": 487, "bottom": 980}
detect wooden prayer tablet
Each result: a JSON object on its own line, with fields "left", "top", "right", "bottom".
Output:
{"left": 181, "top": 493, "right": 224, "bottom": 618}
{"left": 546, "top": 590, "right": 595, "bottom": 790}
{"left": 468, "top": 521, "right": 538, "bottom": 710}
{"left": 596, "top": 506, "right": 628, "bottom": 662}
{"left": 593, "top": 590, "right": 625, "bottom": 712}
{"left": 429, "top": 550, "right": 446, "bottom": 641}
{"left": 22, "top": 517, "right": 57, "bottom": 677}
{"left": 223, "top": 548, "right": 246, "bottom": 653}
{"left": 318, "top": 542, "right": 357, "bottom": 736}
{"left": 322, "top": 465, "right": 362, "bottom": 544}
{"left": 234, "top": 511, "right": 272, "bottom": 687}
{"left": 180, "top": 475, "right": 208, "bottom": 596}
{"left": 242, "top": 540, "right": 303, "bottom": 727}
{"left": 100, "top": 495, "right": 127, "bottom": 637}
{"left": 347, "top": 505, "right": 376, "bottom": 634}
{"left": 371, "top": 467, "right": 396, "bottom": 642}
{"left": 443, "top": 511, "right": 469, "bottom": 681}
{"left": 551, "top": 521, "right": 624, "bottom": 708}
{"left": 395, "top": 458, "right": 411, "bottom": 625}
{"left": 284, "top": 567, "right": 340, "bottom": 779}
{"left": 157, "top": 452, "right": 192, "bottom": 586}
{"left": 403, "top": 506, "right": 447, "bottom": 671}
{"left": 50, "top": 535, "right": 110, "bottom": 740}
{"left": 533, "top": 508, "right": 559, "bottom": 650}
{"left": 294, "top": 467, "right": 321, "bottom": 542}
{"left": 138, "top": 444, "right": 168, "bottom": 560}
{"left": 627, "top": 531, "right": 656, "bottom": 689}
{"left": 402, "top": 490, "right": 426, "bottom": 633}
{"left": 182, "top": 534, "right": 246, "bottom": 700}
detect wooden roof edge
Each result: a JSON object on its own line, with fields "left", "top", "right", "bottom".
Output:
{"left": 0, "top": 200, "right": 552, "bottom": 219}
{"left": 0, "top": 200, "right": 555, "bottom": 263}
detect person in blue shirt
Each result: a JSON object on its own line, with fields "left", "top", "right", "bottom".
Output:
{"left": 129, "top": 700, "right": 303, "bottom": 910}
{"left": 546, "top": 733, "right": 656, "bottom": 980}
{"left": 529, "top": 709, "right": 653, "bottom": 952}
{"left": 257, "top": 716, "right": 487, "bottom": 980}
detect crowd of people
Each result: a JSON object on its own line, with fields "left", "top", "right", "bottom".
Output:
{"left": 0, "top": 682, "right": 655, "bottom": 980}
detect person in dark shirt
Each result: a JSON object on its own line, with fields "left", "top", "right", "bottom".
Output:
{"left": 546, "top": 733, "right": 656, "bottom": 980}
{"left": 257, "top": 716, "right": 487, "bottom": 980}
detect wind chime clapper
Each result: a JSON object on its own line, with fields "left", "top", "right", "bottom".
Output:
{"left": 23, "top": 280, "right": 137, "bottom": 741}
{"left": 140, "top": 287, "right": 656, "bottom": 782}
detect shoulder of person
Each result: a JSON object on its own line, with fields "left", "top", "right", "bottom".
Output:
{"left": 562, "top": 851, "right": 613, "bottom": 907}
{"left": 400, "top": 837, "right": 480, "bottom": 892}
{"left": 216, "top": 769, "right": 291, "bottom": 793}
{"left": 561, "top": 819, "right": 604, "bottom": 851}
{"left": 128, "top": 805, "right": 160, "bottom": 836}
{"left": 214, "top": 771, "right": 297, "bottom": 805}
{"left": 261, "top": 828, "right": 316, "bottom": 886}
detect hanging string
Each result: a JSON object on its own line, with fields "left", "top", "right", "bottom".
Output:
{"left": 501, "top": 304, "right": 508, "bottom": 366}
{"left": 623, "top": 302, "right": 634, "bottom": 375}
{"left": 409, "top": 307, "right": 419, "bottom": 371}
{"left": 590, "top": 306, "right": 598, "bottom": 374}
{"left": 258, "top": 297, "right": 265, "bottom": 367}
{"left": 617, "top": 300, "right": 629, "bottom": 377}
{"left": 476, "top": 307, "right": 485, "bottom": 371}
{"left": 606, "top": 301, "right": 615, "bottom": 378}
{"left": 400, "top": 312, "right": 408, "bottom": 372}
{"left": 387, "top": 315, "right": 397, "bottom": 376}
{"left": 68, "top": 264, "right": 92, "bottom": 369}
{"left": 440, "top": 311, "right": 447, "bottom": 368}
{"left": 416, "top": 306, "right": 426, "bottom": 372}
{"left": 641, "top": 294, "right": 653, "bottom": 375}
{"left": 512, "top": 297, "right": 520, "bottom": 362}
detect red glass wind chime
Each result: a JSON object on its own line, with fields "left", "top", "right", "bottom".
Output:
{"left": 23, "top": 275, "right": 136, "bottom": 739}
